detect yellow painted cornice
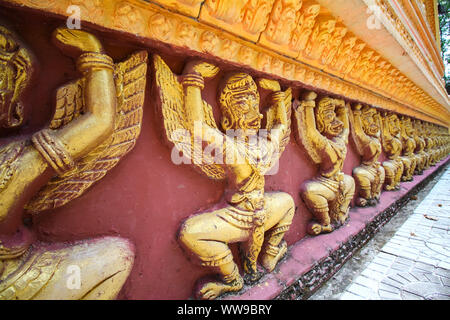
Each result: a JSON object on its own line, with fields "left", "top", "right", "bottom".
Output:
{"left": 1, "top": 0, "right": 449, "bottom": 126}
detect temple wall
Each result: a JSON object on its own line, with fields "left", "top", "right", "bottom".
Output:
{"left": 0, "top": 1, "right": 447, "bottom": 300}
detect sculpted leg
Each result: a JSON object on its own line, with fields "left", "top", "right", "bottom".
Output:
{"left": 337, "top": 174, "right": 355, "bottom": 225}
{"left": 383, "top": 161, "right": 395, "bottom": 191}
{"left": 373, "top": 165, "right": 385, "bottom": 201}
{"left": 394, "top": 159, "right": 404, "bottom": 188}
{"left": 410, "top": 157, "right": 417, "bottom": 177}
{"left": 401, "top": 157, "right": 413, "bottom": 181}
{"left": 384, "top": 160, "right": 402, "bottom": 190}
{"left": 415, "top": 155, "right": 424, "bottom": 174}
{"left": 178, "top": 210, "right": 247, "bottom": 300}
{"left": 301, "top": 181, "right": 334, "bottom": 235}
{"left": 260, "top": 192, "right": 294, "bottom": 272}
{"left": 0, "top": 237, "right": 134, "bottom": 300}
{"left": 353, "top": 166, "right": 372, "bottom": 207}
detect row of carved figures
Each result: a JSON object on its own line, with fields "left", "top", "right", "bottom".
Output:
{"left": 153, "top": 56, "right": 449, "bottom": 299}
{"left": 0, "top": 26, "right": 449, "bottom": 300}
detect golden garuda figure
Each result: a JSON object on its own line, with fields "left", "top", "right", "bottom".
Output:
{"left": 293, "top": 91, "right": 355, "bottom": 235}
{"left": 412, "top": 119, "right": 427, "bottom": 174}
{"left": 380, "top": 112, "right": 404, "bottom": 191}
{"left": 349, "top": 104, "right": 385, "bottom": 207}
{"left": 154, "top": 55, "right": 295, "bottom": 300}
{"left": 423, "top": 122, "right": 436, "bottom": 167}
{"left": 399, "top": 116, "right": 417, "bottom": 181}
{"left": 0, "top": 25, "right": 147, "bottom": 299}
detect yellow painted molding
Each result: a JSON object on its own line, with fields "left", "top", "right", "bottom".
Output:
{"left": 1, "top": 0, "right": 449, "bottom": 126}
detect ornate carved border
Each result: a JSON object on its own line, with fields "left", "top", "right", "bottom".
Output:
{"left": 1, "top": 0, "right": 448, "bottom": 126}
{"left": 372, "top": 0, "right": 447, "bottom": 116}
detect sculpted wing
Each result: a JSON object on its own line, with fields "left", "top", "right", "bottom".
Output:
{"left": 49, "top": 79, "right": 85, "bottom": 130}
{"left": 25, "top": 51, "right": 148, "bottom": 213}
{"left": 153, "top": 54, "right": 226, "bottom": 180}
{"left": 0, "top": 141, "right": 26, "bottom": 193}
{"left": 0, "top": 251, "right": 61, "bottom": 300}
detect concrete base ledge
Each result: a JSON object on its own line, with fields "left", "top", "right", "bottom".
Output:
{"left": 222, "top": 156, "right": 450, "bottom": 300}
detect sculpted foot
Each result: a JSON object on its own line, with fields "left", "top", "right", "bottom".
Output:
{"left": 196, "top": 277, "right": 243, "bottom": 300}
{"left": 307, "top": 223, "right": 333, "bottom": 235}
{"left": 261, "top": 241, "right": 288, "bottom": 272}
{"left": 356, "top": 197, "right": 368, "bottom": 207}
{"left": 243, "top": 270, "right": 264, "bottom": 284}
{"left": 336, "top": 210, "right": 349, "bottom": 226}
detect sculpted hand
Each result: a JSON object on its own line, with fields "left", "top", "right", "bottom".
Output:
{"left": 353, "top": 104, "right": 362, "bottom": 112}
{"left": 293, "top": 99, "right": 314, "bottom": 112}
{"left": 258, "top": 79, "right": 281, "bottom": 92}
{"left": 183, "top": 60, "right": 219, "bottom": 79}
{"left": 299, "top": 91, "right": 317, "bottom": 109}
{"left": 53, "top": 28, "right": 103, "bottom": 56}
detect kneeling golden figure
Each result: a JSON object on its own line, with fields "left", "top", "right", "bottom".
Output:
{"left": 381, "top": 112, "right": 404, "bottom": 191}
{"left": 154, "top": 55, "right": 294, "bottom": 299}
{"left": 349, "top": 104, "right": 385, "bottom": 207}
{"left": 294, "top": 92, "right": 355, "bottom": 235}
{"left": 413, "top": 119, "right": 427, "bottom": 174}
{"left": 399, "top": 116, "right": 417, "bottom": 181}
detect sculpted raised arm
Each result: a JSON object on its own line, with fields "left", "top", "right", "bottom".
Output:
{"left": 335, "top": 100, "right": 349, "bottom": 143}
{"left": 297, "top": 91, "right": 323, "bottom": 145}
{"left": 350, "top": 104, "right": 371, "bottom": 148}
{"left": 381, "top": 112, "right": 391, "bottom": 138}
{"left": 1, "top": 28, "right": 117, "bottom": 228}
{"left": 259, "top": 79, "right": 288, "bottom": 144}
{"left": 181, "top": 60, "right": 220, "bottom": 144}
{"left": 49, "top": 28, "right": 116, "bottom": 161}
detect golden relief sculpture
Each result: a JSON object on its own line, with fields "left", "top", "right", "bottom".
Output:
{"left": 3, "top": 0, "right": 448, "bottom": 127}
{"left": 289, "top": 1, "right": 321, "bottom": 53}
{"left": 302, "top": 16, "right": 336, "bottom": 61}
{"left": 0, "top": 25, "right": 148, "bottom": 299}
{"left": 154, "top": 55, "right": 295, "bottom": 299}
{"left": 349, "top": 105, "right": 385, "bottom": 207}
{"left": 294, "top": 92, "right": 355, "bottom": 235}
{"left": 399, "top": 116, "right": 417, "bottom": 182}
{"left": 200, "top": 0, "right": 276, "bottom": 42}
{"left": 261, "top": 0, "right": 303, "bottom": 47}
{"left": 319, "top": 24, "right": 347, "bottom": 66}
{"left": 381, "top": 112, "right": 404, "bottom": 191}
{"left": 425, "top": 122, "right": 438, "bottom": 166}
{"left": 413, "top": 119, "right": 427, "bottom": 175}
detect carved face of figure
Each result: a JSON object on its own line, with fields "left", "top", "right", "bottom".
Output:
{"left": 316, "top": 97, "right": 343, "bottom": 138}
{"left": 361, "top": 106, "right": 379, "bottom": 137}
{"left": 0, "top": 26, "right": 33, "bottom": 128}
{"left": 219, "top": 73, "right": 262, "bottom": 132}
{"left": 403, "top": 117, "right": 414, "bottom": 136}
{"left": 387, "top": 113, "right": 400, "bottom": 136}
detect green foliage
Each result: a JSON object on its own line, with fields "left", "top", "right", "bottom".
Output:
{"left": 439, "top": 0, "right": 450, "bottom": 93}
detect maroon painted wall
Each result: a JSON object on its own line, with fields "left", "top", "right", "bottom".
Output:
{"left": 0, "top": 7, "right": 376, "bottom": 299}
